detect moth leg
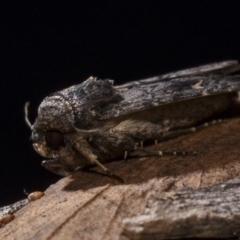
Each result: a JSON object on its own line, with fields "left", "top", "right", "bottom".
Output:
{"left": 131, "top": 147, "right": 197, "bottom": 157}
{"left": 73, "top": 141, "right": 124, "bottom": 182}
{"left": 160, "top": 119, "right": 224, "bottom": 140}
{"left": 132, "top": 119, "right": 224, "bottom": 157}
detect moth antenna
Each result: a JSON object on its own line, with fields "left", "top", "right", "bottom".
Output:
{"left": 72, "top": 125, "right": 99, "bottom": 133}
{"left": 24, "top": 102, "right": 32, "bottom": 129}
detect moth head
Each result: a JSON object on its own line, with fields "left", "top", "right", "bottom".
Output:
{"left": 24, "top": 77, "right": 116, "bottom": 176}
{"left": 25, "top": 96, "right": 96, "bottom": 159}
{"left": 25, "top": 95, "right": 75, "bottom": 158}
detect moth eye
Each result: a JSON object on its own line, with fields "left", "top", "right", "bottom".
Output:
{"left": 45, "top": 130, "right": 64, "bottom": 150}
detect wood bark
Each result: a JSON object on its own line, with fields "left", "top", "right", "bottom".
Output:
{"left": 1, "top": 117, "right": 240, "bottom": 239}
{"left": 123, "top": 179, "right": 240, "bottom": 239}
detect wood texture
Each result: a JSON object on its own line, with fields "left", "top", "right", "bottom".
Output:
{"left": 1, "top": 117, "right": 240, "bottom": 239}
{"left": 123, "top": 179, "right": 240, "bottom": 239}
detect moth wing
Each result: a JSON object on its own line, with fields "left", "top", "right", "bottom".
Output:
{"left": 116, "top": 60, "right": 240, "bottom": 89}
{"left": 99, "top": 74, "right": 240, "bottom": 120}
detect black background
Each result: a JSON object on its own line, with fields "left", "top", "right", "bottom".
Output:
{"left": 1, "top": 1, "right": 240, "bottom": 207}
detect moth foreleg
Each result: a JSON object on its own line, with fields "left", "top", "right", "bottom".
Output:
{"left": 73, "top": 141, "right": 124, "bottom": 182}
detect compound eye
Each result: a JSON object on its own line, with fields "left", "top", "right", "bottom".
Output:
{"left": 45, "top": 130, "right": 64, "bottom": 150}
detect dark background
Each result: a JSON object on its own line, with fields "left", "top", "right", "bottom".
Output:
{"left": 1, "top": 1, "right": 240, "bottom": 206}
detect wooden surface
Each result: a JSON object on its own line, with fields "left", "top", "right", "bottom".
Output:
{"left": 1, "top": 117, "right": 240, "bottom": 239}
{"left": 123, "top": 179, "right": 240, "bottom": 239}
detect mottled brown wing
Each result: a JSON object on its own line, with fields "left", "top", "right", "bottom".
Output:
{"left": 116, "top": 60, "right": 240, "bottom": 89}
{"left": 99, "top": 74, "right": 240, "bottom": 120}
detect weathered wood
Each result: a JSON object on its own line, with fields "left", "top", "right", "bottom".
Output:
{"left": 1, "top": 117, "right": 240, "bottom": 239}
{"left": 123, "top": 179, "right": 240, "bottom": 239}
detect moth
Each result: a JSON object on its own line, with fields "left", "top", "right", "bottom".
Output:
{"left": 25, "top": 60, "right": 240, "bottom": 179}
